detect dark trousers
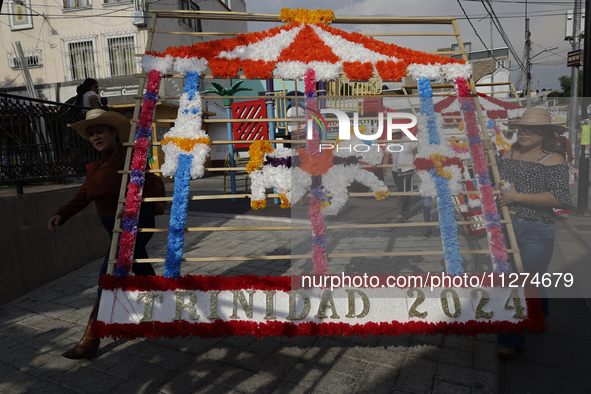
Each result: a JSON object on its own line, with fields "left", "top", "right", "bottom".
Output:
{"left": 98, "top": 204, "right": 156, "bottom": 296}
{"left": 497, "top": 216, "right": 554, "bottom": 348}
{"left": 392, "top": 171, "right": 413, "bottom": 211}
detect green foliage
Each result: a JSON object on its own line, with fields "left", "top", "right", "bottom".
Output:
{"left": 553, "top": 70, "right": 583, "bottom": 97}
{"left": 201, "top": 81, "right": 252, "bottom": 96}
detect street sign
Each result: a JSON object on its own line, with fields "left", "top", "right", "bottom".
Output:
{"left": 568, "top": 49, "right": 582, "bottom": 67}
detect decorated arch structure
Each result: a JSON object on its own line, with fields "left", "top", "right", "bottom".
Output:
{"left": 94, "top": 9, "right": 544, "bottom": 340}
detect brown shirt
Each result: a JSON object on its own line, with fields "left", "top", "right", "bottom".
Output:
{"left": 55, "top": 145, "right": 160, "bottom": 222}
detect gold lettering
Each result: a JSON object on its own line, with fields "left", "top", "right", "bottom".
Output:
{"left": 344, "top": 289, "right": 370, "bottom": 318}
{"left": 314, "top": 290, "right": 340, "bottom": 319}
{"left": 229, "top": 290, "right": 255, "bottom": 319}
{"left": 286, "top": 291, "right": 311, "bottom": 320}
{"left": 137, "top": 292, "right": 162, "bottom": 322}
{"left": 173, "top": 291, "right": 199, "bottom": 321}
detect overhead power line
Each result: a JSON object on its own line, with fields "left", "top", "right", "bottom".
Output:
{"left": 481, "top": 0, "right": 528, "bottom": 73}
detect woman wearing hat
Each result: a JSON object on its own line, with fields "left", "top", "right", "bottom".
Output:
{"left": 494, "top": 108, "right": 573, "bottom": 358}
{"left": 47, "top": 109, "right": 159, "bottom": 359}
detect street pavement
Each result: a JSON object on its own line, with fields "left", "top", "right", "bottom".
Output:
{"left": 1, "top": 176, "right": 590, "bottom": 393}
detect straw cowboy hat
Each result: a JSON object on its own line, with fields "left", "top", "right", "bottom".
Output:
{"left": 505, "top": 108, "right": 567, "bottom": 132}
{"left": 69, "top": 109, "right": 131, "bottom": 142}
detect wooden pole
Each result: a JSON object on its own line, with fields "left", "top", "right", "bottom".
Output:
{"left": 452, "top": 19, "right": 523, "bottom": 273}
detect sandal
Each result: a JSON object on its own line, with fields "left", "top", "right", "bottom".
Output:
{"left": 398, "top": 209, "right": 408, "bottom": 216}
{"left": 497, "top": 346, "right": 516, "bottom": 359}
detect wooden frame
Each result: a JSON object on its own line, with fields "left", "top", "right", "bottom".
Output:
{"left": 106, "top": 10, "right": 523, "bottom": 275}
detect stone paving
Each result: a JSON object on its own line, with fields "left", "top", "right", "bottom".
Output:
{"left": 1, "top": 204, "right": 502, "bottom": 394}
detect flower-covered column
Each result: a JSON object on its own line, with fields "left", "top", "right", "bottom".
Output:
{"left": 414, "top": 76, "right": 464, "bottom": 276}
{"left": 455, "top": 77, "right": 509, "bottom": 274}
{"left": 305, "top": 69, "right": 328, "bottom": 276}
{"left": 115, "top": 69, "right": 162, "bottom": 277}
{"left": 157, "top": 60, "right": 211, "bottom": 278}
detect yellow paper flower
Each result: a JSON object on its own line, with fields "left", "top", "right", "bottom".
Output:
{"left": 280, "top": 8, "right": 335, "bottom": 24}
{"left": 251, "top": 200, "right": 267, "bottom": 210}
{"left": 279, "top": 193, "right": 291, "bottom": 208}
{"left": 429, "top": 153, "right": 453, "bottom": 179}
{"left": 495, "top": 134, "right": 511, "bottom": 151}
{"left": 246, "top": 140, "right": 274, "bottom": 173}
{"left": 374, "top": 190, "right": 390, "bottom": 201}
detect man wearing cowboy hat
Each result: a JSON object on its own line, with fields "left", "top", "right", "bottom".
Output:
{"left": 47, "top": 109, "right": 160, "bottom": 359}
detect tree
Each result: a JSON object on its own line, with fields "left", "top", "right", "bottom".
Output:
{"left": 554, "top": 70, "right": 583, "bottom": 97}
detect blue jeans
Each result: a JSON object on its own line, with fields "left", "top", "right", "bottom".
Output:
{"left": 392, "top": 171, "right": 413, "bottom": 211}
{"left": 97, "top": 204, "right": 156, "bottom": 296}
{"left": 497, "top": 215, "right": 554, "bottom": 348}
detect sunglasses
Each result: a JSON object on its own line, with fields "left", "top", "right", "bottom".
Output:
{"left": 516, "top": 128, "right": 545, "bottom": 136}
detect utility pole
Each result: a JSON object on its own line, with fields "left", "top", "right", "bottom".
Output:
{"left": 490, "top": 19, "right": 494, "bottom": 97}
{"left": 570, "top": 0, "right": 582, "bottom": 145}
{"left": 578, "top": 0, "right": 591, "bottom": 214}
{"left": 525, "top": 17, "right": 531, "bottom": 108}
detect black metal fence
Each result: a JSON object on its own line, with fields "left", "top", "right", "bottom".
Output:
{"left": 0, "top": 93, "right": 102, "bottom": 193}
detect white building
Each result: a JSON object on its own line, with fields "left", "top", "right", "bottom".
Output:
{"left": 1, "top": 0, "right": 246, "bottom": 104}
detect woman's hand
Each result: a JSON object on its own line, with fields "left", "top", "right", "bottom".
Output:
{"left": 482, "top": 140, "right": 494, "bottom": 152}
{"left": 47, "top": 215, "right": 63, "bottom": 231}
{"left": 497, "top": 184, "right": 521, "bottom": 206}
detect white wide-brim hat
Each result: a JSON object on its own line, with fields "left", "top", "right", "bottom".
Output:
{"left": 69, "top": 109, "right": 131, "bottom": 142}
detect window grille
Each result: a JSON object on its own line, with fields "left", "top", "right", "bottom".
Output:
{"left": 64, "top": 38, "right": 98, "bottom": 81}
{"left": 8, "top": 49, "right": 42, "bottom": 69}
{"left": 103, "top": 0, "right": 130, "bottom": 3}
{"left": 105, "top": 34, "right": 138, "bottom": 77}
{"left": 63, "top": 0, "right": 91, "bottom": 9}
{"left": 179, "top": 0, "right": 202, "bottom": 32}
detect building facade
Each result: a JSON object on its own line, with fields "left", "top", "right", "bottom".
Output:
{"left": 1, "top": 0, "right": 246, "bottom": 103}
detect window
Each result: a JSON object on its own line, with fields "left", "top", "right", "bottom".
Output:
{"left": 105, "top": 33, "right": 138, "bottom": 77}
{"left": 179, "top": 0, "right": 202, "bottom": 32}
{"left": 63, "top": 0, "right": 91, "bottom": 9}
{"left": 103, "top": 0, "right": 131, "bottom": 4}
{"left": 8, "top": 49, "right": 42, "bottom": 69}
{"left": 8, "top": 0, "right": 33, "bottom": 30}
{"left": 496, "top": 60, "right": 506, "bottom": 69}
{"left": 64, "top": 38, "right": 98, "bottom": 81}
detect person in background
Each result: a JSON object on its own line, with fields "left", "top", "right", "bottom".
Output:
{"left": 421, "top": 197, "right": 433, "bottom": 239}
{"left": 554, "top": 130, "right": 573, "bottom": 165}
{"left": 75, "top": 78, "right": 100, "bottom": 111}
{"left": 382, "top": 130, "right": 417, "bottom": 216}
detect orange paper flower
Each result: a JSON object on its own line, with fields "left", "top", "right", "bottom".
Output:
{"left": 161, "top": 137, "right": 211, "bottom": 153}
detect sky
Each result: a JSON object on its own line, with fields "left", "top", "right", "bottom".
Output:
{"left": 243, "top": 0, "right": 579, "bottom": 92}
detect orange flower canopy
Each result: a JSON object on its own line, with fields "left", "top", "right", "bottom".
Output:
{"left": 146, "top": 23, "right": 465, "bottom": 81}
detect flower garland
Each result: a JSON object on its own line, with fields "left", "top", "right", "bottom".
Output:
{"left": 158, "top": 66, "right": 210, "bottom": 279}
{"left": 455, "top": 78, "right": 509, "bottom": 274}
{"left": 305, "top": 69, "right": 328, "bottom": 276}
{"left": 114, "top": 69, "right": 161, "bottom": 278}
{"left": 413, "top": 77, "right": 464, "bottom": 276}
{"left": 280, "top": 8, "right": 335, "bottom": 24}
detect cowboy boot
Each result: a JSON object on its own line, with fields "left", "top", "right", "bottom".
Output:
{"left": 62, "top": 297, "right": 101, "bottom": 359}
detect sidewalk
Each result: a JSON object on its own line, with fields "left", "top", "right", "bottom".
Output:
{"left": 1, "top": 177, "right": 590, "bottom": 393}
